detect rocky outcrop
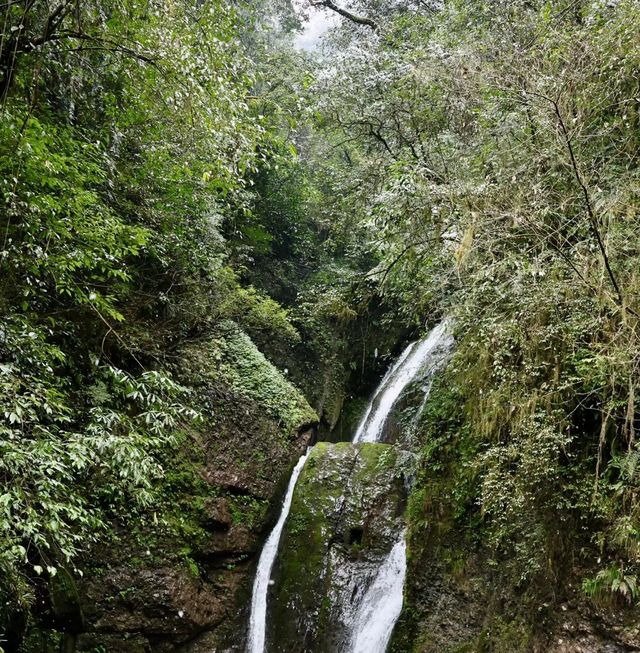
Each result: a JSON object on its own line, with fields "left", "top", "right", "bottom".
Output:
{"left": 391, "top": 541, "right": 640, "bottom": 653}
{"left": 267, "top": 442, "right": 407, "bottom": 652}
{"left": 71, "top": 324, "right": 317, "bottom": 652}
{"left": 389, "top": 374, "right": 640, "bottom": 653}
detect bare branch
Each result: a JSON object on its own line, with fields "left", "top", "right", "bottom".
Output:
{"left": 517, "top": 87, "right": 638, "bottom": 318}
{"left": 311, "top": 1, "right": 379, "bottom": 31}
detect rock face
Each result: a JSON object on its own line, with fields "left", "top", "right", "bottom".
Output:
{"left": 391, "top": 543, "right": 640, "bottom": 653}
{"left": 268, "top": 442, "right": 407, "bottom": 652}
{"left": 388, "top": 374, "right": 640, "bottom": 653}
{"left": 72, "top": 324, "right": 318, "bottom": 653}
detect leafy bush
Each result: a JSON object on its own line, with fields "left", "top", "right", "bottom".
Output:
{"left": 0, "top": 312, "right": 199, "bottom": 615}
{"left": 583, "top": 565, "right": 639, "bottom": 606}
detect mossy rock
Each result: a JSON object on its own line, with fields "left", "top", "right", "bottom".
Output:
{"left": 268, "top": 442, "right": 407, "bottom": 652}
{"left": 190, "top": 321, "right": 318, "bottom": 435}
{"left": 64, "top": 324, "right": 318, "bottom": 653}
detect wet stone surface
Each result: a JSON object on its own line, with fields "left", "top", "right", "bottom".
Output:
{"left": 267, "top": 441, "right": 407, "bottom": 653}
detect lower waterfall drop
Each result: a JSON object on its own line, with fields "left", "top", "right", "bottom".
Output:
{"left": 247, "top": 451, "right": 310, "bottom": 653}
{"left": 349, "top": 534, "right": 407, "bottom": 653}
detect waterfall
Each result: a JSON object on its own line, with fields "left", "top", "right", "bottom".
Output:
{"left": 349, "top": 534, "right": 407, "bottom": 653}
{"left": 342, "top": 320, "right": 452, "bottom": 653}
{"left": 246, "top": 320, "right": 452, "bottom": 652}
{"left": 247, "top": 451, "right": 310, "bottom": 653}
{"left": 353, "top": 320, "right": 453, "bottom": 444}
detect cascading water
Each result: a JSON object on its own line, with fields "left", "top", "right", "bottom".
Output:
{"left": 343, "top": 320, "right": 453, "bottom": 653}
{"left": 247, "top": 451, "right": 310, "bottom": 653}
{"left": 353, "top": 320, "right": 453, "bottom": 444}
{"left": 349, "top": 534, "right": 407, "bottom": 653}
{"left": 246, "top": 320, "right": 452, "bottom": 652}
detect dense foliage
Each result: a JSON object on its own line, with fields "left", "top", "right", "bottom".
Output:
{"left": 3, "top": 0, "right": 640, "bottom": 649}
{"left": 0, "top": 1, "right": 398, "bottom": 647}
{"left": 306, "top": 0, "right": 640, "bottom": 634}
{"left": 0, "top": 1, "right": 319, "bottom": 648}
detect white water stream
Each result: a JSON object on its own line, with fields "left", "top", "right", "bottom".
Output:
{"left": 246, "top": 451, "right": 310, "bottom": 653}
{"left": 345, "top": 320, "right": 452, "bottom": 653}
{"left": 353, "top": 320, "right": 453, "bottom": 443}
{"left": 349, "top": 534, "right": 407, "bottom": 653}
{"left": 247, "top": 321, "right": 452, "bottom": 652}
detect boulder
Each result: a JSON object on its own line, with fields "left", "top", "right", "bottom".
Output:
{"left": 268, "top": 441, "right": 407, "bottom": 652}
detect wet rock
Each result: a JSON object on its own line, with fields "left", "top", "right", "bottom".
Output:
{"left": 202, "top": 497, "right": 233, "bottom": 530}
{"left": 268, "top": 441, "right": 407, "bottom": 652}
{"left": 81, "top": 564, "right": 223, "bottom": 637}
{"left": 541, "top": 602, "right": 640, "bottom": 653}
{"left": 77, "top": 632, "right": 150, "bottom": 653}
{"left": 390, "top": 525, "right": 640, "bottom": 653}
{"left": 198, "top": 524, "right": 259, "bottom": 559}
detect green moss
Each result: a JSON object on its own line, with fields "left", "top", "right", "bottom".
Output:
{"left": 287, "top": 511, "right": 311, "bottom": 536}
{"left": 476, "top": 616, "right": 533, "bottom": 653}
{"left": 394, "top": 373, "right": 552, "bottom": 652}
{"left": 270, "top": 442, "right": 406, "bottom": 650}
{"left": 228, "top": 496, "right": 269, "bottom": 529}
{"left": 205, "top": 322, "right": 317, "bottom": 434}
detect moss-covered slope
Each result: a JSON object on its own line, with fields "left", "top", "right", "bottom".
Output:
{"left": 391, "top": 374, "right": 640, "bottom": 653}
{"left": 71, "top": 324, "right": 318, "bottom": 653}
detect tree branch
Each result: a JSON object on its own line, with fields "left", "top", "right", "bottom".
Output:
{"left": 311, "top": 1, "right": 379, "bottom": 31}
{"left": 52, "top": 31, "right": 158, "bottom": 66}
{"left": 551, "top": 98, "right": 630, "bottom": 314}
{"left": 361, "top": 233, "right": 448, "bottom": 287}
{"left": 515, "top": 88, "right": 637, "bottom": 318}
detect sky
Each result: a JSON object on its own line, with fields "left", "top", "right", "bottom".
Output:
{"left": 293, "top": 3, "right": 340, "bottom": 50}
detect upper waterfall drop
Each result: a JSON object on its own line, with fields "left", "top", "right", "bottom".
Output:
{"left": 353, "top": 320, "right": 453, "bottom": 444}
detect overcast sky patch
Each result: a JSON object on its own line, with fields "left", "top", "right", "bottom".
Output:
{"left": 294, "top": 3, "right": 340, "bottom": 50}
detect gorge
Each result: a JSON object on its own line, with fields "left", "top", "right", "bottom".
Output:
{"left": 248, "top": 321, "right": 453, "bottom": 652}
{"left": 2, "top": 1, "right": 640, "bottom": 652}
